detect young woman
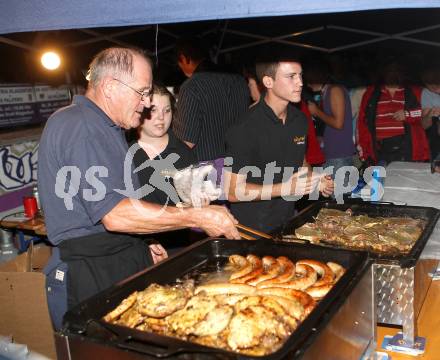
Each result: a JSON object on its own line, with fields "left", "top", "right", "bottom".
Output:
{"left": 130, "top": 84, "right": 196, "bottom": 261}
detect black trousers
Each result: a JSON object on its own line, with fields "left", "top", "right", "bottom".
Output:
{"left": 377, "top": 134, "right": 411, "bottom": 165}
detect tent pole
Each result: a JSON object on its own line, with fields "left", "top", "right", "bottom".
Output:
{"left": 220, "top": 28, "right": 328, "bottom": 53}
{"left": 214, "top": 20, "right": 228, "bottom": 63}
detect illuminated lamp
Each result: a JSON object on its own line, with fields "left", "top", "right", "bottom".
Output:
{"left": 41, "top": 51, "right": 61, "bottom": 70}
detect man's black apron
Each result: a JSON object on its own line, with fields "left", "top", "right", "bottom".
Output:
{"left": 44, "top": 232, "right": 153, "bottom": 330}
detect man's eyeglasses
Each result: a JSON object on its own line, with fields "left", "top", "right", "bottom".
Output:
{"left": 113, "top": 78, "right": 152, "bottom": 100}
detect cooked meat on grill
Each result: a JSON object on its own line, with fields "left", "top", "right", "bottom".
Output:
{"left": 192, "top": 305, "right": 234, "bottom": 336}
{"left": 137, "top": 283, "right": 193, "bottom": 318}
{"left": 294, "top": 209, "right": 426, "bottom": 254}
{"left": 230, "top": 254, "right": 263, "bottom": 284}
{"left": 227, "top": 305, "right": 288, "bottom": 351}
{"left": 115, "top": 306, "right": 144, "bottom": 328}
{"left": 166, "top": 294, "right": 219, "bottom": 335}
{"left": 103, "top": 254, "right": 345, "bottom": 356}
{"left": 103, "top": 291, "right": 138, "bottom": 322}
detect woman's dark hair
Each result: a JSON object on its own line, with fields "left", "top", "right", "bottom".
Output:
{"left": 135, "top": 83, "right": 176, "bottom": 139}
{"left": 303, "top": 60, "right": 330, "bottom": 85}
{"left": 151, "top": 83, "right": 176, "bottom": 114}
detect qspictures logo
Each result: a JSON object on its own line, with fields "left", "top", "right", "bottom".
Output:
{"left": 53, "top": 144, "right": 387, "bottom": 216}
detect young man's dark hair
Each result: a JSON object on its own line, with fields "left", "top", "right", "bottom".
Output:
{"left": 255, "top": 51, "right": 301, "bottom": 82}
{"left": 174, "top": 36, "right": 209, "bottom": 63}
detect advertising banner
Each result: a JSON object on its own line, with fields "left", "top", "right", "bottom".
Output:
{"left": 0, "top": 84, "right": 71, "bottom": 128}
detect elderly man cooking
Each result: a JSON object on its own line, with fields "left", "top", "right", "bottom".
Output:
{"left": 38, "top": 47, "right": 240, "bottom": 329}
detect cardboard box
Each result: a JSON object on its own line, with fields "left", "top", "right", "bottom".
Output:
{"left": 0, "top": 243, "right": 56, "bottom": 359}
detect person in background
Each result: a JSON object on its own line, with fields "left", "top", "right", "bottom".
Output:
{"left": 357, "top": 60, "right": 430, "bottom": 165}
{"left": 305, "top": 61, "right": 356, "bottom": 180}
{"left": 224, "top": 53, "right": 334, "bottom": 233}
{"left": 38, "top": 47, "right": 240, "bottom": 330}
{"left": 129, "top": 84, "right": 197, "bottom": 258}
{"left": 420, "top": 67, "right": 440, "bottom": 161}
{"left": 349, "top": 86, "right": 367, "bottom": 168}
{"left": 243, "top": 67, "right": 264, "bottom": 106}
{"left": 173, "top": 36, "right": 250, "bottom": 162}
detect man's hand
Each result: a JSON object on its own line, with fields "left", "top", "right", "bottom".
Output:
{"left": 189, "top": 205, "right": 240, "bottom": 239}
{"left": 392, "top": 110, "right": 406, "bottom": 121}
{"left": 431, "top": 107, "right": 440, "bottom": 117}
{"left": 286, "top": 167, "right": 321, "bottom": 196}
{"left": 149, "top": 243, "right": 168, "bottom": 263}
{"left": 319, "top": 175, "right": 334, "bottom": 197}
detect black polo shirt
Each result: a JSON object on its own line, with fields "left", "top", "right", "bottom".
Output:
{"left": 225, "top": 97, "right": 308, "bottom": 233}
{"left": 130, "top": 131, "right": 196, "bottom": 205}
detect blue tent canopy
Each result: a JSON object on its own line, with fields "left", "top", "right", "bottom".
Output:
{"left": 1, "top": 0, "right": 440, "bottom": 85}
{"left": 2, "top": 0, "right": 440, "bottom": 34}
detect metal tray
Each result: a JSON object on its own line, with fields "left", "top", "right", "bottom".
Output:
{"left": 274, "top": 200, "right": 440, "bottom": 268}
{"left": 60, "top": 238, "right": 371, "bottom": 359}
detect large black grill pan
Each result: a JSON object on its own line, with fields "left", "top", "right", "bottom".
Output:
{"left": 60, "top": 238, "right": 370, "bottom": 360}
{"left": 274, "top": 200, "right": 440, "bottom": 268}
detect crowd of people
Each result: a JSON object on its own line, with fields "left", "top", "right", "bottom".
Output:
{"left": 37, "top": 39, "right": 439, "bottom": 329}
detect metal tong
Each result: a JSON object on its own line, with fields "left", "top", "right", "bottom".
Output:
{"left": 236, "top": 224, "right": 273, "bottom": 241}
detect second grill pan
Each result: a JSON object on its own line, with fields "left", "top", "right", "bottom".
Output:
{"left": 274, "top": 200, "right": 439, "bottom": 268}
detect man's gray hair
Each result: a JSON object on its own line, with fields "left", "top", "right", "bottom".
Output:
{"left": 86, "top": 47, "right": 152, "bottom": 87}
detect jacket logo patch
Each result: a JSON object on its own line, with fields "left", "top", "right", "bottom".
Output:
{"left": 293, "top": 136, "right": 305, "bottom": 145}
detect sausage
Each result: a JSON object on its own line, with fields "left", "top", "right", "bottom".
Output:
{"left": 195, "top": 283, "right": 257, "bottom": 296}
{"left": 247, "top": 256, "right": 281, "bottom": 286}
{"left": 256, "top": 287, "right": 316, "bottom": 316}
{"left": 260, "top": 263, "right": 317, "bottom": 291}
{"left": 306, "top": 283, "right": 333, "bottom": 299}
{"left": 327, "top": 262, "right": 345, "bottom": 282}
{"left": 228, "top": 255, "right": 253, "bottom": 280}
{"left": 230, "top": 254, "right": 263, "bottom": 284}
{"left": 256, "top": 256, "right": 295, "bottom": 288}
{"left": 297, "top": 259, "right": 334, "bottom": 286}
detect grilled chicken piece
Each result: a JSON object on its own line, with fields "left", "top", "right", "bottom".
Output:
{"left": 227, "top": 309, "right": 266, "bottom": 350}
{"left": 137, "top": 283, "right": 192, "bottom": 318}
{"left": 103, "top": 291, "right": 138, "bottom": 322}
{"left": 227, "top": 305, "right": 289, "bottom": 350}
{"left": 191, "top": 329, "right": 228, "bottom": 349}
{"left": 260, "top": 296, "right": 297, "bottom": 330}
{"left": 166, "top": 295, "right": 219, "bottom": 335}
{"left": 115, "top": 307, "right": 144, "bottom": 328}
{"left": 214, "top": 294, "right": 247, "bottom": 306}
{"left": 193, "top": 305, "right": 233, "bottom": 336}
{"left": 142, "top": 317, "right": 168, "bottom": 333}
{"left": 263, "top": 295, "right": 303, "bottom": 323}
